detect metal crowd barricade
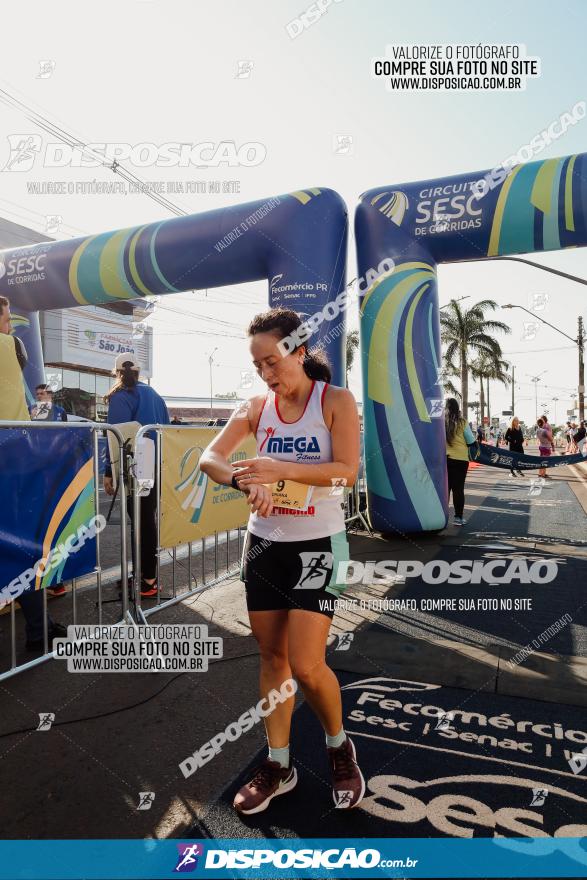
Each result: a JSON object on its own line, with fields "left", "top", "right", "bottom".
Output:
{"left": 0, "top": 421, "right": 129, "bottom": 682}
{"left": 344, "top": 471, "right": 372, "bottom": 533}
{"left": 132, "top": 424, "right": 246, "bottom": 623}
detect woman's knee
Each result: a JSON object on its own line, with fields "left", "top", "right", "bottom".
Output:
{"left": 290, "top": 657, "right": 327, "bottom": 688}
{"left": 258, "top": 644, "right": 289, "bottom": 672}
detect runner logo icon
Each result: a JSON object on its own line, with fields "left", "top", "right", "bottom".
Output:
{"left": 530, "top": 787, "right": 548, "bottom": 807}
{"left": 174, "top": 843, "right": 204, "bottom": 872}
{"left": 295, "top": 551, "right": 333, "bottom": 589}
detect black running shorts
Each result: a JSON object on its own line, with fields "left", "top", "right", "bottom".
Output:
{"left": 240, "top": 530, "right": 350, "bottom": 618}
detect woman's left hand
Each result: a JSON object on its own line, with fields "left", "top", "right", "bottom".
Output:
{"left": 232, "top": 456, "right": 284, "bottom": 486}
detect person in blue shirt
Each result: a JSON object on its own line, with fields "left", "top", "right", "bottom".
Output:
{"left": 103, "top": 355, "right": 170, "bottom": 598}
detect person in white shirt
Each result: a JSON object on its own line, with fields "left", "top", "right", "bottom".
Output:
{"left": 200, "top": 308, "right": 365, "bottom": 816}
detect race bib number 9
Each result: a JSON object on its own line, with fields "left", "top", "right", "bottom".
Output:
{"left": 269, "top": 479, "right": 314, "bottom": 511}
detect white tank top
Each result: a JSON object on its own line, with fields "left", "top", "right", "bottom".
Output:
{"left": 247, "top": 380, "right": 346, "bottom": 541}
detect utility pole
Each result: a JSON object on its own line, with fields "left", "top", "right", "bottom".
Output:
{"left": 552, "top": 396, "right": 559, "bottom": 425}
{"left": 579, "top": 316, "right": 585, "bottom": 421}
{"left": 503, "top": 305, "right": 583, "bottom": 422}
{"left": 529, "top": 373, "right": 546, "bottom": 422}
{"left": 511, "top": 365, "right": 515, "bottom": 415}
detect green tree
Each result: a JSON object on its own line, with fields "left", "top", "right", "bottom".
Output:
{"left": 346, "top": 329, "right": 360, "bottom": 387}
{"left": 471, "top": 353, "right": 511, "bottom": 425}
{"left": 439, "top": 361, "right": 461, "bottom": 401}
{"left": 440, "top": 299, "right": 510, "bottom": 414}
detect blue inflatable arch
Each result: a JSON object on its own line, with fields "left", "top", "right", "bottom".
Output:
{"left": 0, "top": 188, "right": 348, "bottom": 394}
{"left": 356, "top": 153, "right": 587, "bottom": 534}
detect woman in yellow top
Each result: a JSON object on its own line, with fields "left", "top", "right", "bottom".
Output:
{"left": 445, "top": 398, "right": 476, "bottom": 526}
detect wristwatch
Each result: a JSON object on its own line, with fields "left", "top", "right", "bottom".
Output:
{"left": 231, "top": 474, "right": 243, "bottom": 491}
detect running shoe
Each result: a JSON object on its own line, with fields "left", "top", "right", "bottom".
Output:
{"left": 517, "top": 470, "right": 525, "bottom": 477}
{"left": 140, "top": 580, "right": 158, "bottom": 599}
{"left": 453, "top": 516, "right": 467, "bottom": 526}
{"left": 327, "top": 736, "right": 366, "bottom": 809}
{"left": 233, "top": 759, "right": 297, "bottom": 814}
{"left": 509, "top": 473, "right": 516, "bottom": 478}
{"left": 48, "top": 584, "right": 66, "bottom": 596}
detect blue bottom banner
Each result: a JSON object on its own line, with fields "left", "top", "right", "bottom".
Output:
{"left": 476, "top": 442, "right": 585, "bottom": 470}
{"left": 0, "top": 837, "right": 586, "bottom": 878}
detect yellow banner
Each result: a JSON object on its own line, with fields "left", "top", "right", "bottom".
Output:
{"left": 160, "top": 427, "right": 256, "bottom": 549}
{"left": 0, "top": 334, "right": 29, "bottom": 421}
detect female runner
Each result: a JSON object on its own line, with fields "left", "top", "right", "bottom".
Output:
{"left": 199, "top": 308, "right": 364, "bottom": 815}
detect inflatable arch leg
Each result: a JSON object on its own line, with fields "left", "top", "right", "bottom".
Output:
{"left": 356, "top": 153, "right": 587, "bottom": 534}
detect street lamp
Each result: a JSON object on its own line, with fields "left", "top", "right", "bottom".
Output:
{"left": 208, "top": 347, "right": 218, "bottom": 418}
{"left": 527, "top": 370, "right": 547, "bottom": 422}
{"left": 502, "top": 304, "right": 585, "bottom": 420}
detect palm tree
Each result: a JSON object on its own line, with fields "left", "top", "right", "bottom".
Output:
{"left": 440, "top": 299, "right": 510, "bottom": 413}
{"left": 346, "top": 329, "right": 359, "bottom": 387}
{"left": 471, "top": 353, "right": 511, "bottom": 425}
{"left": 439, "top": 361, "right": 461, "bottom": 400}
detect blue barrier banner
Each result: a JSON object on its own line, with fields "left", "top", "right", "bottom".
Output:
{"left": 0, "top": 427, "right": 98, "bottom": 604}
{"left": 0, "top": 837, "right": 585, "bottom": 878}
{"left": 98, "top": 434, "right": 108, "bottom": 476}
{"left": 476, "top": 442, "right": 586, "bottom": 470}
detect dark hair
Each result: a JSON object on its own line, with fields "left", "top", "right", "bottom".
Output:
{"left": 104, "top": 361, "right": 139, "bottom": 402}
{"left": 36, "top": 383, "right": 51, "bottom": 392}
{"left": 247, "top": 308, "right": 332, "bottom": 382}
{"left": 537, "top": 417, "right": 544, "bottom": 427}
{"left": 0, "top": 295, "right": 8, "bottom": 316}
{"left": 445, "top": 397, "right": 463, "bottom": 444}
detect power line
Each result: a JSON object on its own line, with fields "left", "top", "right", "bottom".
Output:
{"left": 0, "top": 85, "right": 190, "bottom": 219}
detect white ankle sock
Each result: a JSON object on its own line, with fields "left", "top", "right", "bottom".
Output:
{"left": 325, "top": 728, "right": 346, "bottom": 749}
{"left": 268, "top": 745, "right": 290, "bottom": 768}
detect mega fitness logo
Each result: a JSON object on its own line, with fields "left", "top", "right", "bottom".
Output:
{"left": 260, "top": 426, "right": 322, "bottom": 462}
{"left": 0, "top": 248, "right": 48, "bottom": 285}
